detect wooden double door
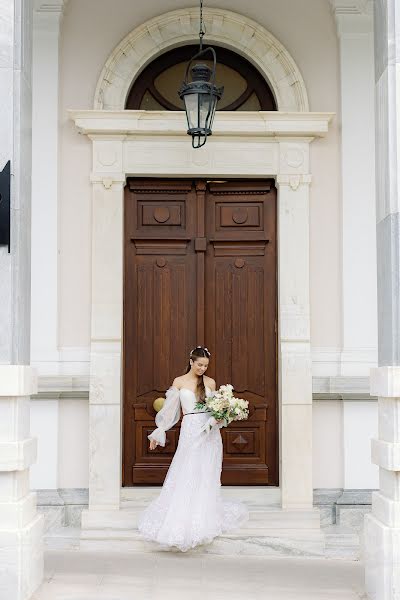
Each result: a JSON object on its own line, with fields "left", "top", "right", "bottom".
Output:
{"left": 123, "top": 178, "right": 277, "bottom": 486}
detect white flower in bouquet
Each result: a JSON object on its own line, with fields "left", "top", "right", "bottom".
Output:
{"left": 195, "top": 384, "right": 249, "bottom": 433}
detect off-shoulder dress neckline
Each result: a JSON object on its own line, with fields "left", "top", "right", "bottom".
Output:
{"left": 179, "top": 386, "right": 211, "bottom": 396}
{"left": 169, "top": 384, "right": 211, "bottom": 395}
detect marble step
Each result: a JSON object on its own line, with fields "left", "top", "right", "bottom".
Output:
{"left": 45, "top": 524, "right": 360, "bottom": 560}
{"left": 120, "top": 486, "right": 282, "bottom": 506}
{"left": 323, "top": 526, "right": 360, "bottom": 561}
{"left": 80, "top": 526, "right": 324, "bottom": 541}
{"left": 79, "top": 527, "right": 326, "bottom": 558}
{"left": 82, "top": 506, "right": 321, "bottom": 531}
{"left": 45, "top": 526, "right": 81, "bottom": 551}
{"left": 80, "top": 501, "right": 324, "bottom": 559}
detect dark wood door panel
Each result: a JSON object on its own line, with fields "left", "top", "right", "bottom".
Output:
{"left": 123, "top": 178, "right": 277, "bottom": 486}
{"left": 205, "top": 181, "right": 277, "bottom": 485}
{"left": 124, "top": 180, "right": 197, "bottom": 486}
{"left": 207, "top": 255, "right": 267, "bottom": 395}
{"left": 134, "top": 255, "right": 196, "bottom": 395}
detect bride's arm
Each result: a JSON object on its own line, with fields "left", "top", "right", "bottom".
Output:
{"left": 148, "top": 381, "right": 181, "bottom": 447}
{"left": 207, "top": 378, "right": 224, "bottom": 426}
{"left": 208, "top": 378, "right": 216, "bottom": 393}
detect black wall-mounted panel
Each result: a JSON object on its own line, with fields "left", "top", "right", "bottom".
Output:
{"left": 0, "top": 161, "right": 11, "bottom": 252}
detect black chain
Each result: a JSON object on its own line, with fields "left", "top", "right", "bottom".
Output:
{"left": 199, "top": 0, "right": 205, "bottom": 50}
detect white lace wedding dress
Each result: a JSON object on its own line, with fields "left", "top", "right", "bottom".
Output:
{"left": 137, "top": 385, "right": 249, "bottom": 552}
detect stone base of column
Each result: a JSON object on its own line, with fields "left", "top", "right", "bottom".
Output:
{"left": 365, "top": 367, "right": 400, "bottom": 600}
{"left": 364, "top": 513, "right": 400, "bottom": 600}
{"left": 0, "top": 366, "right": 44, "bottom": 600}
{"left": 0, "top": 515, "right": 43, "bottom": 600}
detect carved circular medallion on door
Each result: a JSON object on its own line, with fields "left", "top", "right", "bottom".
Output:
{"left": 232, "top": 207, "right": 249, "bottom": 224}
{"left": 234, "top": 258, "right": 245, "bottom": 269}
{"left": 153, "top": 206, "right": 170, "bottom": 223}
{"left": 156, "top": 257, "right": 166, "bottom": 268}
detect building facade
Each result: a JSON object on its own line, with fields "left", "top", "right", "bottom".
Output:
{"left": 0, "top": 0, "right": 399, "bottom": 598}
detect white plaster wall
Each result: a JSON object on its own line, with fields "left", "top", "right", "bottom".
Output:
{"left": 313, "top": 399, "right": 379, "bottom": 490}
{"left": 30, "top": 398, "right": 89, "bottom": 489}
{"left": 52, "top": 0, "right": 347, "bottom": 491}
{"left": 30, "top": 400, "right": 59, "bottom": 489}
{"left": 58, "top": 0, "right": 341, "bottom": 351}
{"left": 58, "top": 399, "right": 89, "bottom": 488}
{"left": 343, "top": 401, "right": 378, "bottom": 489}
{"left": 27, "top": 0, "right": 384, "bottom": 495}
{"left": 313, "top": 400, "right": 344, "bottom": 489}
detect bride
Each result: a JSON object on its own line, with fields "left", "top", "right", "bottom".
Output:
{"left": 137, "top": 346, "right": 249, "bottom": 552}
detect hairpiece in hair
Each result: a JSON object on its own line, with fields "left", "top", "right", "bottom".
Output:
{"left": 190, "top": 345, "right": 211, "bottom": 357}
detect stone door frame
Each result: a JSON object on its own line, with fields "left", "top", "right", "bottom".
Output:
{"left": 70, "top": 109, "right": 333, "bottom": 512}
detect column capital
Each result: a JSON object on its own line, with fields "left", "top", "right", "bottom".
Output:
{"left": 34, "top": 0, "right": 67, "bottom": 30}
{"left": 276, "top": 140, "right": 312, "bottom": 190}
{"left": 90, "top": 173, "right": 126, "bottom": 190}
{"left": 34, "top": 0, "right": 67, "bottom": 11}
{"left": 276, "top": 174, "right": 312, "bottom": 191}
{"left": 330, "top": 0, "right": 373, "bottom": 36}
{"left": 329, "top": 0, "right": 373, "bottom": 16}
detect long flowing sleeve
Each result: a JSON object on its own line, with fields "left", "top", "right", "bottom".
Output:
{"left": 148, "top": 386, "right": 181, "bottom": 447}
{"left": 199, "top": 415, "right": 227, "bottom": 434}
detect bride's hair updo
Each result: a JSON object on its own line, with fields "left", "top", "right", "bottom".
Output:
{"left": 184, "top": 346, "right": 211, "bottom": 403}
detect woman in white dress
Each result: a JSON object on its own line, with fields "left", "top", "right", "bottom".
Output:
{"left": 137, "top": 346, "right": 249, "bottom": 552}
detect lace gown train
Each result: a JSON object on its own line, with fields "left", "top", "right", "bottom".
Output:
{"left": 137, "top": 385, "right": 249, "bottom": 552}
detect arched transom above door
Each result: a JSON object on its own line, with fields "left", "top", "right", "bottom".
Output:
{"left": 94, "top": 7, "right": 309, "bottom": 112}
{"left": 125, "top": 45, "right": 277, "bottom": 111}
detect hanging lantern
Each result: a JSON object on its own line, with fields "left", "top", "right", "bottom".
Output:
{"left": 178, "top": 1, "right": 224, "bottom": 148}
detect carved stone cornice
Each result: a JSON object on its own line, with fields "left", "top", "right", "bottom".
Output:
{"left": 70, "top": 110, "right": 334, "bottom": 138}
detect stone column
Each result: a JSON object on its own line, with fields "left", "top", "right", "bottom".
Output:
{"left": 330, "top": 0, "right": 379, "bottom": 494}
{"left": 31, "top": 1, "right": 65, "bottom": 375}
{"left": 0, "top": 0, "right": 43, "bottom": 598}
{"left": 330, "top": 0, "right": 377, "bottom": 377}
{"left": 0, "top": 368, "right": 41, "bottom": 599}
{"left": 277, "top": 141, "right": 314, "bottom": 510}
{"left": 364, "top": 1, "right": 400, "bottom": 598}
{"left": 81, "top": 138, "right": 125, "bottom": 518}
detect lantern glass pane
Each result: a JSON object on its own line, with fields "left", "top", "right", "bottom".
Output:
{"left": 183, "top": 93, "right": 200, "bottom": 130}
{"left": 199, "top": 94, "right": 212, "bottom": 131}
{"left": 207, "top": 96, "right": 218, "bottom": 129}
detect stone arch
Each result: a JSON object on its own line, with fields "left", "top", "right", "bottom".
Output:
{"left": 94, "top": 7, "right": 309, "bottom": 112}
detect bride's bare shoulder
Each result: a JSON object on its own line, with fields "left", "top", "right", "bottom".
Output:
{"left": 172, "top": 376, "right": 184, "bottom": 389}
{"left": 204, "top": 375, "right": 216, "bottom": 391}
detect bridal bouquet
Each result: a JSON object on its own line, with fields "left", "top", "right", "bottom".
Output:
{"left": 195, "top": 384, "right": 249, "bottom": 434}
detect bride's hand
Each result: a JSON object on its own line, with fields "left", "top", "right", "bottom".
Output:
{"left": 149, "top": 439, "right": 158, "bottom": 450}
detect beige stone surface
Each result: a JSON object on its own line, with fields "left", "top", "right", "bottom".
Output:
{"left": 33, "top": 548, "right": 365, "bottom": 600}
